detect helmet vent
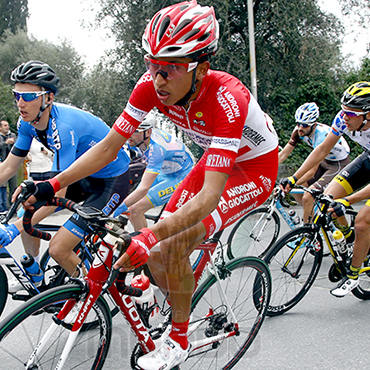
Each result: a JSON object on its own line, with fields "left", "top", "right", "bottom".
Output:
{"left": 174, "top": 19, "right": 193, "bottom": 36}
{"left": 158, "top": 16, "right": 171, "bottom": 42}
{"left": 151, "top": 14, "right": 161, "bottom": 34}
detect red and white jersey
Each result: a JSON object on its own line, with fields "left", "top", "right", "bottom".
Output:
{"left": 113, "top": 70, "right": 278, "bottom": 175}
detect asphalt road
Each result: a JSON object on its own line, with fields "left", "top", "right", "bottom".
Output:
{"left": 1, "top": 204, "right": 369, "bottom": 370}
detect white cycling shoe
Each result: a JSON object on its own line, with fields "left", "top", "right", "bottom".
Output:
{"left": 330, "top": 276, "right": 359, "bottom": 298}
{"left": 137, "top": 337, "right": 190, "bottom": 370}
{"left": 8, "top": 278, "right": 42, "bottom": 293}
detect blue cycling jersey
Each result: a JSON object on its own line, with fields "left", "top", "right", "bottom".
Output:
{"left": 14, "top": 103, "right": 129, "bottom": 178}
{"left": 129, "top": 129, "right": 194, "bottom": 176}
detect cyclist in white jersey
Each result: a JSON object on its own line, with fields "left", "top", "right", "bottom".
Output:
{"left": 279, "top": 102, "right": 350, "bottom": 223}
{"left": 114, "top": 111, "right": 194, "bottom": 230}
{"left": 281, "top": 81, "right": 370, "bottom": 298}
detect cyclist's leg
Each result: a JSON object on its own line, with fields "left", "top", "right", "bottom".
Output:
{"left": 325, "top": 153, "right": 369, "bottom": 237}
{"left": 303, "top": 157, "right": 350, "bottom": 223}
{"left": 51, "top": 173, "right": 129, "bottom": 276}
{"left": 351, "top": 202, "right": 370, "bottom": 268}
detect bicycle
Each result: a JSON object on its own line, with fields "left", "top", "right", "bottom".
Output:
{"left": 262, "top": 185, "right": 369, "bottom": 317}
{"left": 0, "top": 182, "right": 102, "bottom": 318}
{"left": 227, "top": 187, "right": 305, "bottom": 260}
{"left": 0, "top": 195, "right": 271, "bottom": 369}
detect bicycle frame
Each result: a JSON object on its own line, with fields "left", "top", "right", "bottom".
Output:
{"left": 26, "top": 216, "right": 241, "bottom": 368}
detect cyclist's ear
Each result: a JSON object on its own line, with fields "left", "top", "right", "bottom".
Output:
{"left": 47, "top": 92, "right": 55, "bottom": 104}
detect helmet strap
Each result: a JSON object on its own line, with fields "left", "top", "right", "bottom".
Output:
{"left": 355, "top": 114, "right": 368, "bottom": 132}
{"left": 30, "top": 90, "right": 51, "bottom": 126}
{"left": 175, "top": 69, "right": 198, "bottom": 107}
{"left": 135, "top": 130, "right": 151, "bottom": 150}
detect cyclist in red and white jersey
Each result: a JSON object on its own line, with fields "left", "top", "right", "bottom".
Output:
{"left": 17, "top": 2, "right": 278, "bottom": 368}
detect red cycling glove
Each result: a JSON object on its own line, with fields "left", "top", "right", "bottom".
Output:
{"left": 126, "top": 228, "right": 158, "bottom": 268}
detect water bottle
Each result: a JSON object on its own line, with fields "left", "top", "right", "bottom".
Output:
{"left": 131, "top": 273, "right": 159, "bottom": 319}
{"left": 333, "top": 230, "right": 347, "bottom": 256}
{"left": 288, "top": 210, "right": 300, "bottom": 225}
{"left": 20, "top": 253, "right": 43, "bottom": 286}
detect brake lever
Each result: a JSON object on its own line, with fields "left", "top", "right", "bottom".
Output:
{"left": 102, "top": 233, "right": 132, "bottom": 292}
{"left": 2, "top": 180, "right": 37, "bottom": 224}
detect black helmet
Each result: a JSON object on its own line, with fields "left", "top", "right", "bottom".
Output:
{"left": 11, "top": 60, "right": 60, "bottom": 95}
{"left": 341, "top": 81, "right": 370, "bottom": 112}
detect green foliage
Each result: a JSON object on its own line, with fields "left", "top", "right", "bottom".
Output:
{"left": 0, "top": 77, "right": 18, "bottom": 130}
{"left": 0, "top": 0, "right": 28, "bottom": 38}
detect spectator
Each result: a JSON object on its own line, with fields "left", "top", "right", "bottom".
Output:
{"left": 26, "top": 139, "right": 53, "bottom": 181}
{"left": 0, "top": 120, "right": 17, "bottom": 207}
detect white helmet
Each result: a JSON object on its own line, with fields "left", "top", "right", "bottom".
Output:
{"left": 295, "top": 102, "right": 319, "bottom": 124}
{"left": 137, "top": 111, "right": 156, "bottom": 132}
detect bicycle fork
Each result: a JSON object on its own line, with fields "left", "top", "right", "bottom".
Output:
{"left": 187, "top": 251, "right": 239, "bottom": 355}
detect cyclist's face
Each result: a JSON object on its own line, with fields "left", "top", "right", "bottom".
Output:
{"left": 342, "top": 105, "right": 370, "bottom": 131}
{"left": 14, "top": 83, "right": 45, "bottom": 123}
{"left": 297, "top": 123, "right": 313, "bottom": 136}
{"left": 149, "top": 56, "right": 203, "bottom": 106}
{"left": 128, "top": 131, "right": 145, "bottom": 146}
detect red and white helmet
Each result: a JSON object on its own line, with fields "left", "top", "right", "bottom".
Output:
{"left": 142, "top": 0, "right": 219, "bottom": 59}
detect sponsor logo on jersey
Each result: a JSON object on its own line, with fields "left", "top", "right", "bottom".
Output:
{"left": 211, "top": 137, "right": 240, "bottom": 152}
{"left": 242, "top": 126, "right": 266, "bottom": 146}
{"left": 216, "top": 86, "right": 241, "bottom": 123}
{"left": 115, "top": 115, "right": 136, "bottom": 136}
{"left": 206, "top": 154, "right": 231, "bottom": 168}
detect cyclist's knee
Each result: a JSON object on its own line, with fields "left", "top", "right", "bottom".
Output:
{"left": 49, "top": 238, "right": 71, "bottom": 262}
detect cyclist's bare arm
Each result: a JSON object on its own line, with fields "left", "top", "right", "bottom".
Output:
{"left": 0, "top": 153, "right": 25, "bottom": 184}
{"left": 124, "top": 171, "right": 158, "bottom": 208}
{"left": 293, "top": 131, "right": 340, "bottom": 181}
{"left": 14, "top": 130, "right": 127, "bottom": 206}
{"left": 278, "top": 142, "right": 294, "bottom": 164}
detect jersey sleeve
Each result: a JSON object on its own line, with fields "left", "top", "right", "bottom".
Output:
{"left": 331, "top": 111, "right": 345, "bottom": 137}
{"left": 113, "top": 72, "right": 157, "bottom": 139}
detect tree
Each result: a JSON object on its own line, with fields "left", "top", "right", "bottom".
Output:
{"left": 0, "top": 0, "right": 29, "bottom": 38}
{"left": 0, "top": 29, "right": 87, "bottom": 129}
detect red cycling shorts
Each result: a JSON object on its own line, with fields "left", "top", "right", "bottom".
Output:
{"left": 163, "top": 147, "right": 278, "bottom": 239}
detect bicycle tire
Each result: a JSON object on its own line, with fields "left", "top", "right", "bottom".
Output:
{"left": 264, "top": 226, "right": 323, "bottom": 316}
{"left": 187, "top": 256, "right": 271, "bottom": 369}
{"left": 40, "top": 246, "right": 120, "bottom": 321}
{"left": 0, "top": 266, "right": 7, "bottom": 317}
{"left": 0, "top": 283, "right": 112, "bottom": 369}
{"left": 227, "top": 207, "right": 280, "bottom": 260}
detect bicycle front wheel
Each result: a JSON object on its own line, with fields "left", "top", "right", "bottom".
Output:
{"left": 0, "top": 283, "right": 112, "bottom": 369}
{"left": 227, "top": 207, "right": 280, "bottom": 260}
{"left": 187, "top": 256, "right": 271, "bottom": 369}
{"left": 0, "top": 265, "right": 7, "bottom": 317}
{"left": 264, "top": 226, "right": 323, "bottom": 316}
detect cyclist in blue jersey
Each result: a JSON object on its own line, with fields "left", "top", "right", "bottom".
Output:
{"left": 114, "top": 111, "right": 194, "bottom": 230}
{"left": 281, "top": 82, "right": 370, "bottom": 297}
{"left": 0, "top": 60, "right": 130, "bottom": 291}
{"left": 279, "top": 102, "right": 350, "bottom": 223}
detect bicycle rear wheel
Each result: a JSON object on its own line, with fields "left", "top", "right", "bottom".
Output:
{"left": 264, "top": 226, "right": 323, "bottom": 316}
{"left": 0, "top": 266, "right": 7, "bottom": 316}
{"left": 227, "top": 207, "right": 280, "bottom": 260}
{"left": 186, "top": 257, "right": 271, "bottom": 369}
{"left": 0, "top": 283, "right": 112, "bottom": 369}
